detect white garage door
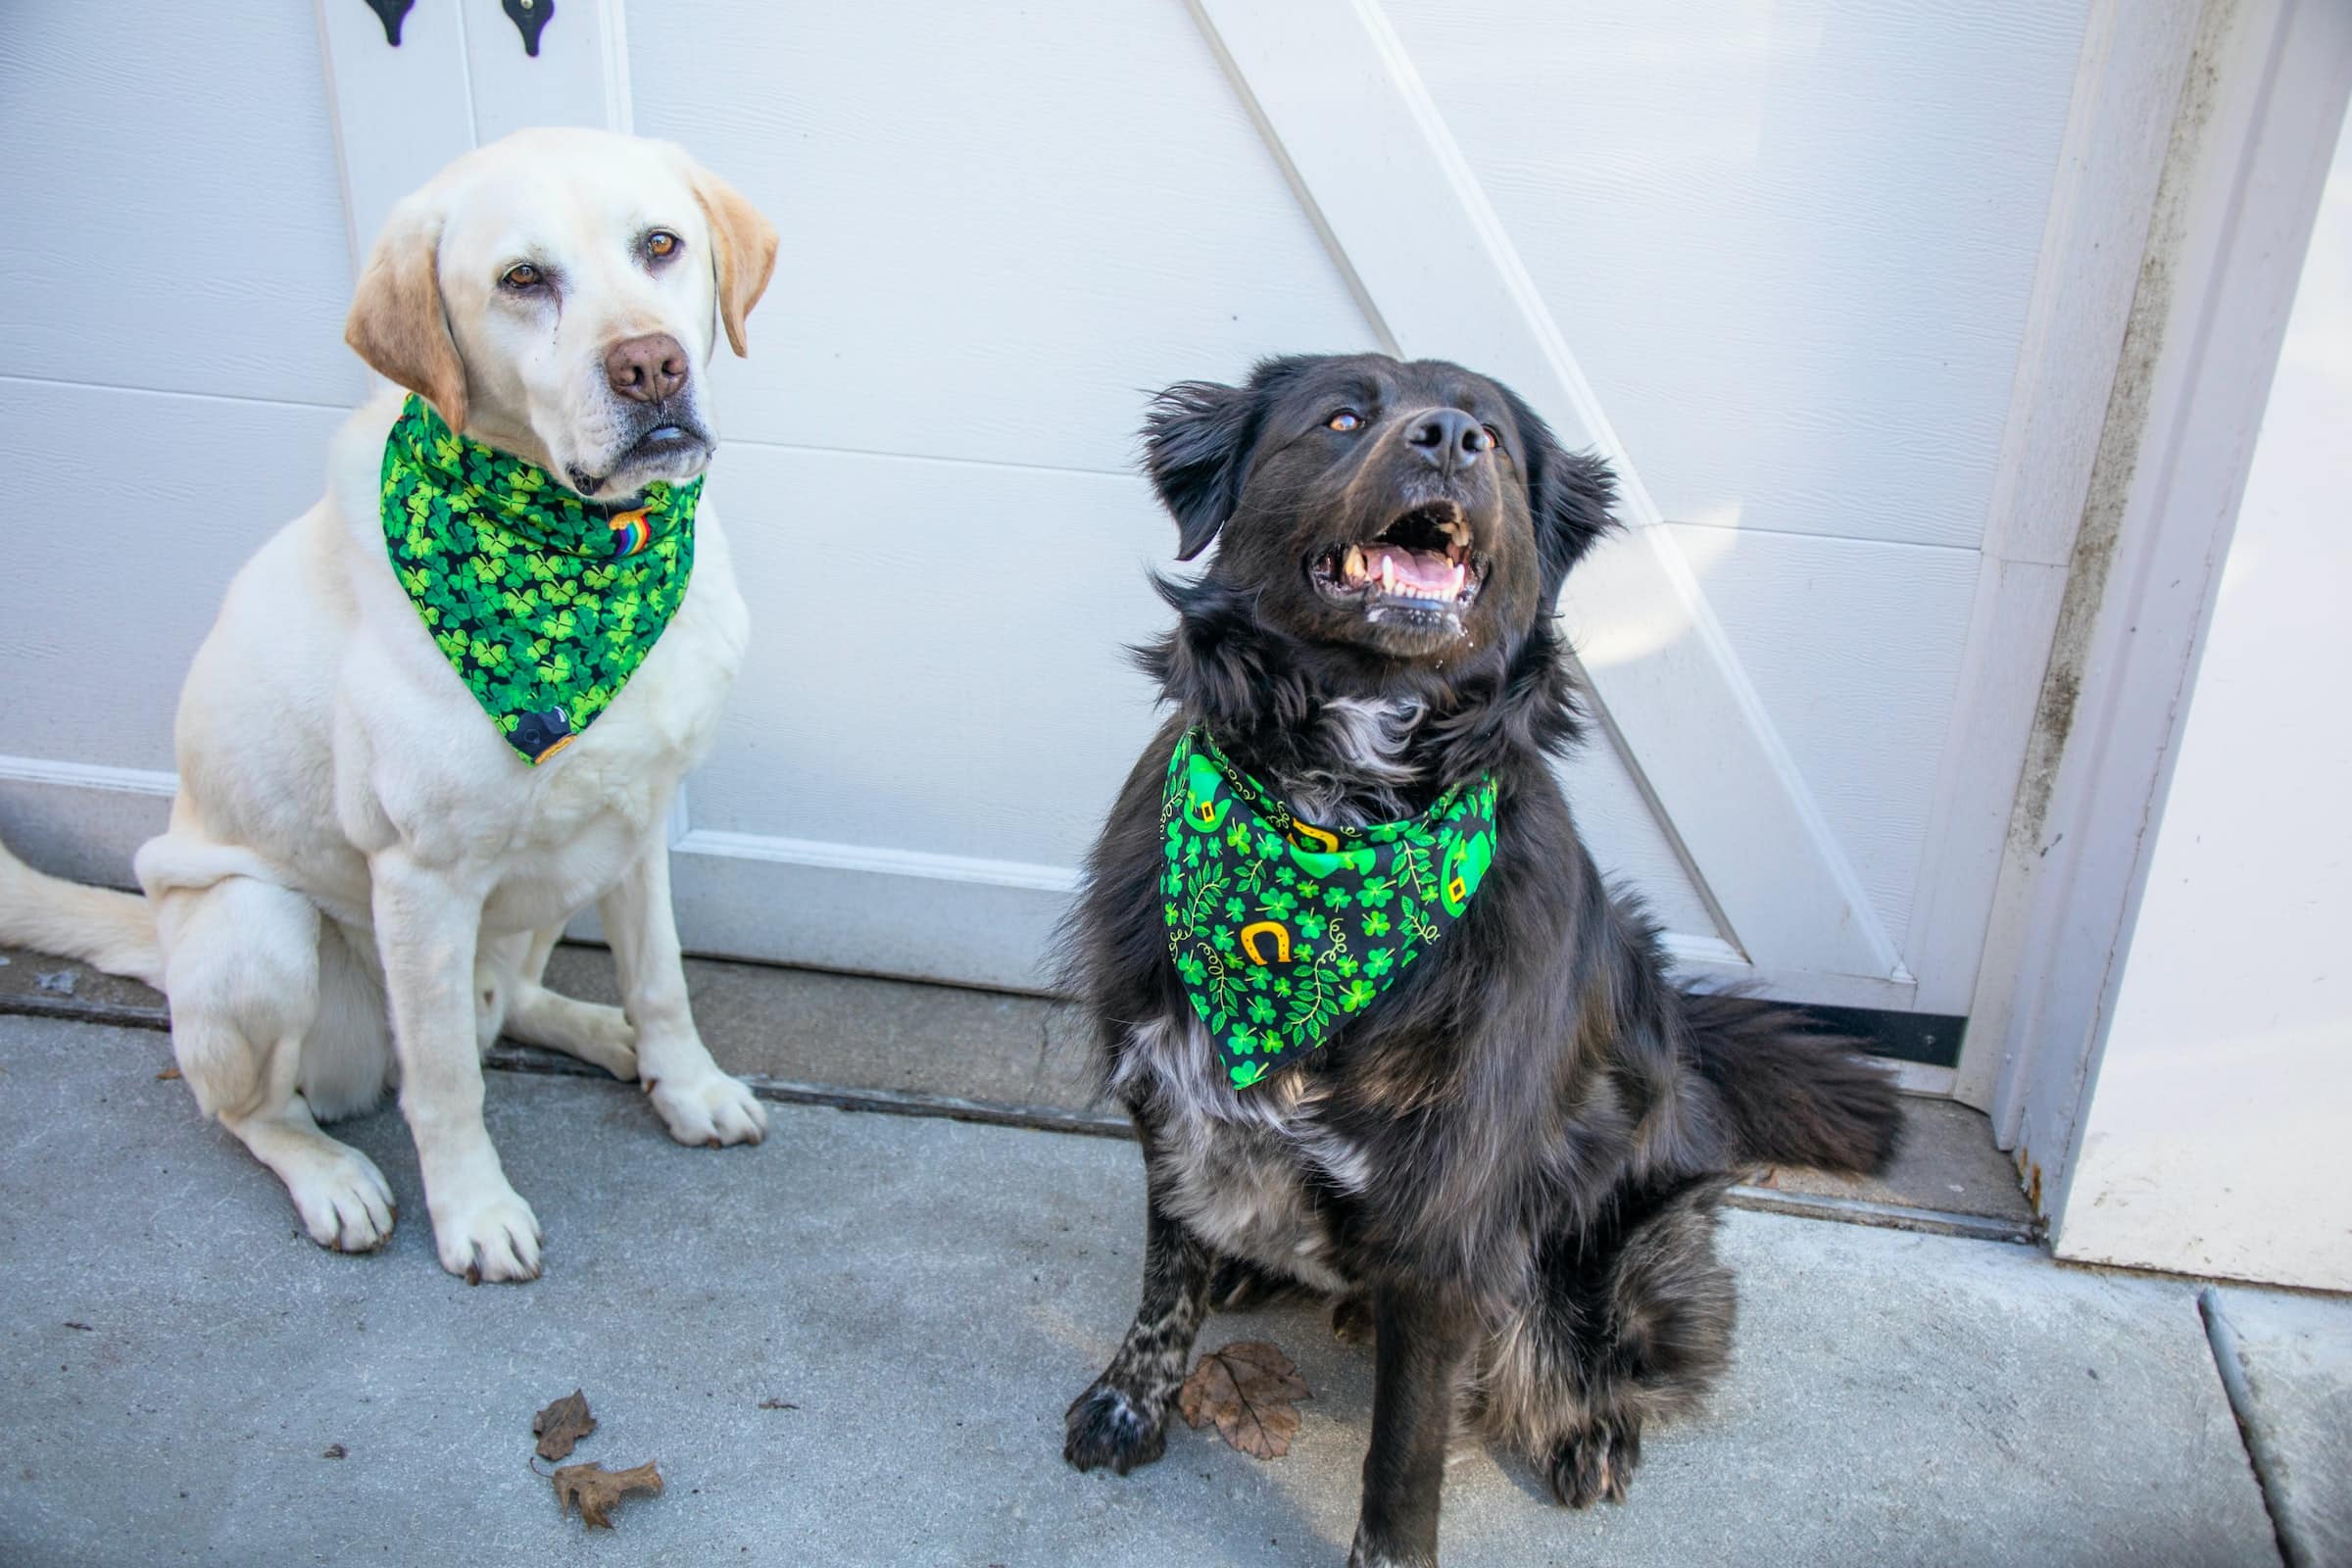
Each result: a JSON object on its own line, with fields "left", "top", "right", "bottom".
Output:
{"left": 2, "top": 0, "right": 2131, "bottom": 1090}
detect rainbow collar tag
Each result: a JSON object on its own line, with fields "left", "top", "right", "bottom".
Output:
{"left": 378, "top": 395, "right": 699, "bottom": 764}
{"left": 1158, "top": 728, "right": 1496, "bottom": 1090}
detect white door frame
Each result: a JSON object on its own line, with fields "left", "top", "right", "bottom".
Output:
{"left": 1959, "top": 0, "right": 2352, "bottom": 1206}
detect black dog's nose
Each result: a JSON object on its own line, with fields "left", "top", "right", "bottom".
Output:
{"left": 1405, "top": 408, "right": 1492, "bottom": 473}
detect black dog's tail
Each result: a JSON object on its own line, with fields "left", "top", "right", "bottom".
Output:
{"left": 1682, "top": 993, "right": 1903, "bottom": 1175}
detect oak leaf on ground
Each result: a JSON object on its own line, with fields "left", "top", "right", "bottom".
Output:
{"left": 532, "top": 1389, "right": 597, "bottom": 1461}
{"left": 551, "top": 1460, "right": 663, "bottom": 1529}
{"left": 1178, "top": 1341, "right": 1311, "bottom": 1460}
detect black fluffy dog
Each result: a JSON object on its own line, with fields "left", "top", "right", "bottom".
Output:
{"left": 1060, "top": 354, "right": 1903, "bottom": 1567}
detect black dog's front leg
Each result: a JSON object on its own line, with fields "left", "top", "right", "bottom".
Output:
{"left": 1063, "top": 1175, "right": 1213, "bottom": 1475}
{"left": 1348, "top": 1280, "right": 1476, "bottom": 1568}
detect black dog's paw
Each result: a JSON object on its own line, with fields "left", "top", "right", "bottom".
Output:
{"left": 1347, "top": 1527, "right": 1439, "bottom": 1568}
{"left": 1063, "top": 1382, "right": 1167, "bottom": 1475}
{"left": 1545, "top": 1414, "right": 1642, "bottom": 1508}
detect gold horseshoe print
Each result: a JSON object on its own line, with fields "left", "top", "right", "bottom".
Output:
{"left": 1291, "top": 822, "right": 1341, "bottom": 855}
{"left": 1239, "top": 921, "right": 1293, "bottom": 966}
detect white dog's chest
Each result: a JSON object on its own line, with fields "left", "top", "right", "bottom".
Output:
{"left": 327, "top": 502, "right": 750, "bottom": 935}
{"left": 470, "top": 575, "right": 745, "bottom": 931}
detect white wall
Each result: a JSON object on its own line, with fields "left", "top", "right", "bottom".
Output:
{"left": 2051, "top": 102, "right": 2352, "bottom": 1293}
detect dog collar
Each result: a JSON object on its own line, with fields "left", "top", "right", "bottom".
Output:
{"left": 378, "top": 395, "right": 700, "bottom": 764}
{"left": 1159, "top": 728, "right": 1497, "bottom": 1090}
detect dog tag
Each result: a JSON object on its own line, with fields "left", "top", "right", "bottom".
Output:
{"left": 502, "top": 0, "right": 553, "bottom": 56}
{"left": 363, "top": 0, "right": 415, "bottom": 46}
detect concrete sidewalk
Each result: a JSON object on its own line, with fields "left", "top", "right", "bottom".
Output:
{"left": 0, "top": 1013, "right": 2301, "bottom": 1566}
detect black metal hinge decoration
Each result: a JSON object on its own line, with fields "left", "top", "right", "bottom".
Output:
{"left": 364, "top": 0, "right": 416, "bottom": 46}
{"left": 503, "top": 0, "right": 554, "bottom": 56}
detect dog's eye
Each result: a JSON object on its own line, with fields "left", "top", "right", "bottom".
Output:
{"left": 501, "top": 263, "right": 546, "bottom": 291}
{"left": 1481, "top": 423, "right": 1504, "bottom": 451}
{"left": 644, "top": 230, "right": 681, "bottom": 263}
{"left": 1327, "top": 410, "right": 1364, "bottom": 433}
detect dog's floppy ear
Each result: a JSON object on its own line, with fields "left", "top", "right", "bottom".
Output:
{"left": 675, "top": 152, "right": 778, "bottom": 358}
{"left": 345, "top": 193, "right": 467, "bottom": 432}
{"left": 1143, "top": 377, "right": 1270, "bottom": 562}
{"left": 1499, "top": 386, "right": 1619, "bottom": 593}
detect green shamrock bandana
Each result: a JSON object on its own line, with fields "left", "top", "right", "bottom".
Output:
{"left": 378, "top": 395, "right": 700, "bottom": 764}
{"left": 1160, "top": 728, "right": 1497, "bottom": 1090}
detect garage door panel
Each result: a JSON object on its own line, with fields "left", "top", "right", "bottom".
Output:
{"left": 689, "top": 443, "right": 1171, "bottom": 864}
{"left": 1659, "top": 523, "right": 1982, "bottom": 949}
{"left": 0, "top": 382, "right": 349, "bottom": 771}
{"left": 1555, "top": 744, "right": 1727, "bottom": 945}
{"left": 0, "top": 1, "right": 364, "bottom": 411}
{"left": 633, "top": 0, "right": 1383, "bottom": 477}
{"left": 1387, "top": 0, "right": 2089, "bottom": 550}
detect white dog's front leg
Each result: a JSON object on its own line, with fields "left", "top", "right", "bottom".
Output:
{"left": 372, "top": 852, "right": 543, "bottom": 1282}
{"left": 600, "top": 838, "right": 767, "bottom": 1148}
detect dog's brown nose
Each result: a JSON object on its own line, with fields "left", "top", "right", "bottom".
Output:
{"left": 1406, "top": 408, "right": 1492, "bottom": 474}
{"left": 605, "top": 334, "right": 688, "bottom": 404}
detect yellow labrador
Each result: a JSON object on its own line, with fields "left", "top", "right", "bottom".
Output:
{"left": 0, "top": 127, "right": 778, "bottom": 1282}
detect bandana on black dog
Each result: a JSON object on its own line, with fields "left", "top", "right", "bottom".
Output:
{"left": 1160, "top": 728, "right": 1496, "bottom": 1089}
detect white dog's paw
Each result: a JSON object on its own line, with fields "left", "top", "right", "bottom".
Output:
{"left": 508, "top": 989, "right": 639, "bottom": 1082}
{"left": 429, "top": 1180, "right": 543, "bottom": 1284}
{"left": 569, "top": 1004, "right": 640, "bottom": 1081}
{"left": 646, "top": 1066, "right": 768, "bottom": 1149}
{"left": 284, "top": 1144, "right": 397, "bottom": 1254}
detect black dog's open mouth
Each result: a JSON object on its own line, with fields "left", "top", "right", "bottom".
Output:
{"left": 1310, "top": 501, "right": 1486, "bottom": 626}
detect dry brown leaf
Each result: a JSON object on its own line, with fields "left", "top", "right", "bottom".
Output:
{"left": 532, "top": 1389, "right": 597, "bottom": 1461}
{"left": 1178, "top": 1341, "right": 1311, "bottom": 1460}
{"left": 156, "top": 1065, "right": 180, "bottom": 1081}
{"left": 551, "top": 1460, "right": 662, "bottom": 1529}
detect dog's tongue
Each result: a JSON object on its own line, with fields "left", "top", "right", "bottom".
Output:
{"left": 1367, "top": 544, "right": 1463, "bottom": 595}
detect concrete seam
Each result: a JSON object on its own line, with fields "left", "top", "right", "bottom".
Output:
{"left": 2199, "top": 1285, "right": 2300, "bottom": 1568}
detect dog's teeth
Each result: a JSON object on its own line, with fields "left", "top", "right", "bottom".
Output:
{"left": 1345, "top": 545, "right": 1366, "bottom": 584}
{"left": 1380, "top": 556, "right": 1396, "bottom": 592}
{"left": 1450, "top": 562, "right": 1466, "bottom": 595}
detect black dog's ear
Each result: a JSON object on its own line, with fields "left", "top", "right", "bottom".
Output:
{"left": 1500, "top": 385, "right": 1620, "bottom": 592}
{"left": 1142, "top": 378, "right": 1263, "bottom": 561}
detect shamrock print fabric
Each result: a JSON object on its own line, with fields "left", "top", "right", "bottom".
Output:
{"left": 1160, "top": 728, "right": 1498, "bottom": 1091}
{"left": 379, "top": 395, "right": 700, "bottom": 764}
